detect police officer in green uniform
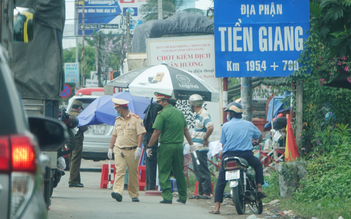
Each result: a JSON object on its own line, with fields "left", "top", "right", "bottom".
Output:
{"left": 67, "top": 100, "right": 88, "bottom": 187}
{"left": 147, "top": 92, "right": 194, "bottom": 204}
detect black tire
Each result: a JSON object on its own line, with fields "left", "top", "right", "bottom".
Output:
{"left": 248, "top": 199, "right": 263, "bottom": 214}
{"left": 58, "top": 129, "right": 76, "bottom": 157}
{"left": 232, "top": 179, "right": 246, "bottom": 214}
{"left": 49, "top": 172, "right": 55, "bottom": 197}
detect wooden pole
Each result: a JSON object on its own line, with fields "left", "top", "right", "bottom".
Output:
{"left": 81, "top": 0, "right": 85, "bottom": 88}
{"left": 223, "top": 78, "right": 228, "bottom": 123}
{"left": 295, "top": 81, "right": 303, "bottom": 151}
{"left": 158, "top": 0, "right": 162, "bottom": 20}
{"left": 126, "top": 12, "right": 131, "bottom": 53}
{"left": 241, "top": 77, "right": 253, "bottom": 122}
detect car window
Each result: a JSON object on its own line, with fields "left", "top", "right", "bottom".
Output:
{"left": 67, "top": 97, "right": 96, "bottom": 112}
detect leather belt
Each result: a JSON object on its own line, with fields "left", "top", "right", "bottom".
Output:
{"left": 119, "top": 146, "right": 137, "bottom": 151}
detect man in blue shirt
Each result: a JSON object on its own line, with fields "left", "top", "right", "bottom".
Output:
{"left": 210, "top": 102, "right": 266, "bottom": 214}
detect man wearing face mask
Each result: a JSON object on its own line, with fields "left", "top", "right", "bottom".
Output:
{"left": 68, "top": 100, "right": 88, "bottom": 188}
{"left": 147, "top": 92, "right": 194, "bottom": 204}
{"left": 210, "top": 102, "right": 266, "bottom": 214}
{"left": 188, "top": 94, "right": 214, "bottom": 199}
{"left": 108, "top": 98, "right": 146, "bottom": 202}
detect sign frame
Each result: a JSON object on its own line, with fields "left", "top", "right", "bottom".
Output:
{"left": 214, "top": 0, "right": 310, "bottom": 78}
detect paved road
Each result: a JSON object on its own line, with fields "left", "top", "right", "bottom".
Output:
{"left": 48, "top": 160, "right": 228, "bottom": 219}
{"left": 49, "top": 160, "right": 272, "bottom": 219}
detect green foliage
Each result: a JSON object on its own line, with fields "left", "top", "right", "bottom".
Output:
{"left": 63, "top": 45, "right": 97, "bottom": 80}
{"left": 294, "top": 124, "right": 351, "bottom": 204}
{"left": 63, "top": 32, "right": 125, "bottom": 84}
{"left": 85, "top": 31, "right": 125, "bottom": 72}
{"left": 294, "top": 154, "right": 351, "bottom": 203}
{"left": 279, "top": 198, "right": 351, "bottom": 219}
{"left": 263, "top": 172, "right": 280, "bottom": 202}
{"left": 270, "top": 14, "right": 351, "bottom": 153}
{"left": 313, "top": 124, "right": 351, "bottom": 155}
{"left": 312, "top": 0, "right": 351, "bottom": 57}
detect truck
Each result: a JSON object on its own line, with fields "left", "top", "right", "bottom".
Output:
{"left": 0, "top": 1, "right": 68, "bottom": 217}
{"left": 1, "top": 0, "right": 66, "bottom": 209}
{"left": 11, "top": 0, "right": 65, "bottom": 119}
{"left": 122, "top": 53, "right": 147, "bottom": 74}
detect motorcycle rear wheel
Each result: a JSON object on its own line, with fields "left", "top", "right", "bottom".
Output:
{"left": 248, "top": 199, "right": 263, "bottom": 214}
{"left": 232, "top": 179, "right": 246, "bottom": 214}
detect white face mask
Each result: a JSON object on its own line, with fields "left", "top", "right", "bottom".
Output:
{"left": 226, "top": 115, "right": 231, "bottom": 121}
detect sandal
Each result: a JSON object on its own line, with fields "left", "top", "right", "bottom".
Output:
{"left": 200, "top": 195, "right": 212, "bottom": 199}
{"left": 257, "top": 191, "right": 268, "bottom": 201}
{"left": 189, "top": 194, "right": 201, "bottom": 199}
{"left": 209, "top": 210, "right": 220, "bottom": 214}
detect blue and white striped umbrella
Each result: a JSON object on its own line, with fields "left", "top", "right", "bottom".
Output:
{"left": 107, "top": 64, "right": 219, "bottom": 102}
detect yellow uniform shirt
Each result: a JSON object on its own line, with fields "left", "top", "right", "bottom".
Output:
{"left": 112, "top": 112, "right": 146, "bottom": 148}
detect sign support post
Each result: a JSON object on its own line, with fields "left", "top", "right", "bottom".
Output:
{"left": 241, "top": 77, "right": 252, "bottom": 122}
{"left": 223, "top": 78, "right": 228, "bottom": 123}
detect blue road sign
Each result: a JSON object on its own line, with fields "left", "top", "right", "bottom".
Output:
{"left": 61, "top": 84, "right": 72, "bottom": 98}
{"left": 214, "top": 0, "right": 310, "bottom": 78}
{"left": 77, "top": 1, "right": 122, "bottom": 35}
{"left": 123, "top": 7, "right": 138, "bottom": 16}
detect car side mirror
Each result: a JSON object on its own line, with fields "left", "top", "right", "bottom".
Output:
{"left": 13, "top": 7, "right": 34, "bottom": 42}
{"left": 28, "top": 117, "right": 68, "bottom": 151}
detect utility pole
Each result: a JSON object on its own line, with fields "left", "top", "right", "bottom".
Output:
{"left": 75, "top": 2, "right": 78, "bottom": 63}
{"left": 241, "top": 77, "right": 253, "bottom": 122}
{"left": 126, "top": 12, "right": 131, "bottom": 53}
{"left": 75, "top": 1, "right": 79, "bottom": 90}
{"left": 296, "top": 81, "right": 303, "bottom": 151}
{"left": 158, "top": 0, "right": 162, "bottom": 20}
{"left": 97, "top": 32, "right": 102, "bottom": 87}
{"left": 222, "top": 78, "right": 228, "bottom": 123}
{"left": 81, "top": 0, "right": 85, "bottom": 88}
{"left": 120, "top": 35, "right": 124, "bottom": 74}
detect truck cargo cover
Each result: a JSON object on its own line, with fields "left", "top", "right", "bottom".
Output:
{"left": 132, "top": 13, "right": 214, "bottom": 53}
{"left": 12, "top": 0, "right": 65, "bottom": 100}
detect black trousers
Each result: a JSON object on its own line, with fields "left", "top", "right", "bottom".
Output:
{"left": 191, "top": 150, "right": 212, "bottom": 195}
{"left": 143, "top": 133, "right": 158, "bottom": 190}
{"left": 214, "top": 150, "right": 264, "bottom": 203}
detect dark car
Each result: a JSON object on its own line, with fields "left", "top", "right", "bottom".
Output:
{"left": 0, "top": 46, "right": 66, "bottom": 219}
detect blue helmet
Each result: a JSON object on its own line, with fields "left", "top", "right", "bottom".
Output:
{"left": 225, "top": 102, "right": 243, "bottom": 113}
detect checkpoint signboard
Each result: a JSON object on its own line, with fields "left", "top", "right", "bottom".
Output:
{"left": 214, "top": 0, "right": 310, "bottom": 78}
{"left": 64, "top": 63, "right": 79, "bottom": 83}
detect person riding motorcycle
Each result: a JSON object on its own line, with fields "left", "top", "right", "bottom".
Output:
{"left": 210, "top": 102, "right": 266, "bottom": 214}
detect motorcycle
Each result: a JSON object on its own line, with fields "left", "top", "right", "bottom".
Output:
{"left": 223, "top": 155, "right": 263, "bottom": 215}
{"left": 46, "top": 108, "right": 78, "bottom": 197}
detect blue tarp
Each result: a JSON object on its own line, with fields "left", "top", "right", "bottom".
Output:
{"left": 77, "top": 91, "right": 150, "bottom": 126}
{"left": 264, "top": 92, "right": 291, "bottom": 129}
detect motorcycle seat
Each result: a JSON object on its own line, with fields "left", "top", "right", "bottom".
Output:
{"left": 224, "top": 156, "right": 250, "bottom": 168}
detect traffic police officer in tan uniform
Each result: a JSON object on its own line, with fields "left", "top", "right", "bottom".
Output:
{"left": 147, "top": 92, "right": 194, "bottom": 204}
{"left": 108, "top": 98, "right": 146, "bottom": 202}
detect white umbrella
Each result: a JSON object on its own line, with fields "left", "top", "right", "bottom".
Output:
{"left": 107, "top": 64, "right": 219, "bottom": 102}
